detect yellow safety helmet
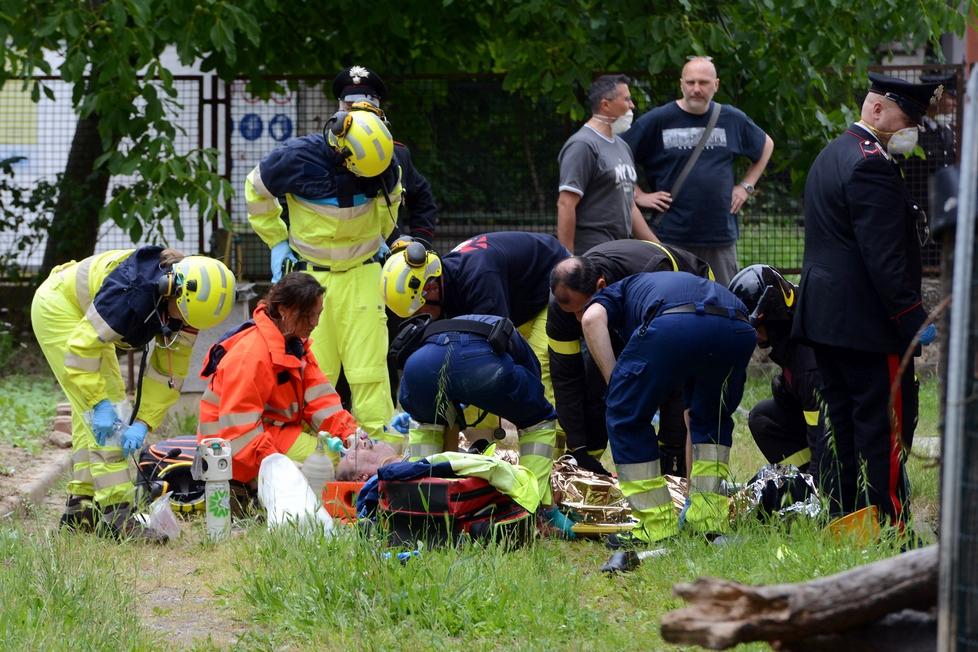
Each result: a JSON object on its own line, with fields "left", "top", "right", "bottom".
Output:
{"left": 325, "top": 109, "right": 394, "bottom": 178}
{"left": 380, "top": 243, "right": 442, "bottom": 317}
{"left": 171, "top": 256, "right": 236, "bottom": 330}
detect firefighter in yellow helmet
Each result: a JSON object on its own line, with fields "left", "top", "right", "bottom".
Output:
{"left": 30, "top": 248, "right": 236, "bottom": 541}
{"left": 381, "top": 232, "right": 570, "bottom": 503}
{"left": 245, "top": 108, "right": 404, "bottom": 449}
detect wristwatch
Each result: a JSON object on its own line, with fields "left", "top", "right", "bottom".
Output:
{"left": 740, "top": 182, "right": 755, "bottom": 195}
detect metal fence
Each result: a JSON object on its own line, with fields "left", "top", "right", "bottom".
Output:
{"left": 0, "top": 76, "right": 207, "bottom": 272}
{"left": 940, "top": 66, "right": 978, "bottom": 651}
{"left": 0, "top": 67, "right": 964, "bottom": 281}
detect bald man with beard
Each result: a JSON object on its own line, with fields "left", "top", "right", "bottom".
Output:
{"left": 622, "top": 56, "right": 774, "bottom": 285}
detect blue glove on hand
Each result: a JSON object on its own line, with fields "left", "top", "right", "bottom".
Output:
{"left": 372, "top": 241, "right": 391, "bottom": 264}
{"left": 90, "top": 399, "right": 119, "bottom": 446}
{"left": 919, "top": 323, "right": 937, "bottom": 346}
{"left": 121, "top": 421, "right": 149, "bottom": 456}
{"left": 543, "top": 506, "right": 576, "bottom": 539}
{"left": 389, "top": 412, "right": 411, "bottom": 435}
{"left": 270, "top": 241, "right": 298, "bottom": 283}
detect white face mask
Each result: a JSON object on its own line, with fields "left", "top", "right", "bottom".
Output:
{"left": 612, "top": 109, "right": 633, "bottom": 135}
{"left": 887, "top": 127, "right": 919, "bottom": 156}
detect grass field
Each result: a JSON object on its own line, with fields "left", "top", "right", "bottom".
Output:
{"left": 0, "top": 368, "right": 943, "bottom": 651}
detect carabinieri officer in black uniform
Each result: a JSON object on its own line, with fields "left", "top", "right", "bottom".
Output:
{"left": 792, "top": 72, "right": 942, "bottom": 528}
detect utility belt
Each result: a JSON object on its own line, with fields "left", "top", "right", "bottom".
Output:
{"left": 285, "top": 257, "right": 374, "bottom": 274}
{"left": 657, "top": 303, "right": 749, "bottom": 322}
{"left": 640, "top": 302, "right": 749, "bottom": 335}
{"left": 388, "top": 316, "right": 516, "bottom": 370}
{"left": 424, "top": 318, "right": 516, "bottom": 355}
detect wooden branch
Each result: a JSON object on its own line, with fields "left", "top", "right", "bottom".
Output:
{"left": 776, "top": 609, "right": 936, "bottom": 652}
{"left": 660, "top": 544, "right": 937, "bottom": 649}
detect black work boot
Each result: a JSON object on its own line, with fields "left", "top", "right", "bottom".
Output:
{"left": 58, "top": 495, "right": 96, "bottom": 532}
{"left": 98, "top": 503, "right": 169, "bottom": 544}
{"left": 600, "top": 551, "right": 641, "bottom": 573}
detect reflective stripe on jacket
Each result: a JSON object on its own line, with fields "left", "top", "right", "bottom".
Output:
{"left": 46, "top": 247, "right": 195, "bottom": 427}
{"left": 245, "top": 134, "right": 402, "bottom": 271}
{"left": 197, "top": 305, "right": 357, "bottom": 482}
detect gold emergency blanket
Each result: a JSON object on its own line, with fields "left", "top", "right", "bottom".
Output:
{"left": 549, "top": 456, "right": 690, "bottom": 525}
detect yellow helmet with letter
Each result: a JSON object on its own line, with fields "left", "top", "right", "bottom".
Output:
{"left": 380, "top": 243, "right": 442, "bottom": 318}
{"left": 325, "top": 109, "right": 394, "bottom": 178}
{"left": 171, "top": 256, "right": 236, "bottom": 330}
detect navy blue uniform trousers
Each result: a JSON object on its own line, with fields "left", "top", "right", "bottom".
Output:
{"left": 399, "top": 333, "right": 556, "bottom": 428}
{"left": 606, "top": 313, "right": 756, "bottom": 466}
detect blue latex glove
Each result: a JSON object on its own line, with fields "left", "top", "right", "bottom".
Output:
{"left": 372, "top": 241, "right": 391, "bottom": 264}
{"left": 543, "top": 506, "right": 576, "bottom": 539}
{"left": 389, "top": 412, "right": 411, "bottom": 435}
{"left": 919, "top": 323, "right": 937, "bottom": 346}
{"left": 270, "top": 241, "right": 298, "bottom": 283}
{"left": 90, "top": 399, "right": 118, "bottom": 446}
{"left": 121, "top": 421, "right": 149, "bottom": 456}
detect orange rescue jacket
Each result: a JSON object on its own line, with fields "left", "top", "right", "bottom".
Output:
{"left": 197, "top": 305, "right": 357, "bottom": 482}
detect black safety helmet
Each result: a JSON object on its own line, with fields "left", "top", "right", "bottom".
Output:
{"left": 727, "top": 264, "right": 797, "bottom": 326}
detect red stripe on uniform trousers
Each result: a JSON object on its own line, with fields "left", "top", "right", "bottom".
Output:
{"left": 887, "top": 353, "right": 904, "bottom": 523}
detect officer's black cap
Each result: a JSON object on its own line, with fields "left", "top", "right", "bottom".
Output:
{"left": 920, "top": 71, "right": 957, "bottom": 97}
{"left": 868, "top": 72, "right": 943, "bottom": 125}
{"left": 332, "top": 65, "right": 388, "bottom": 102}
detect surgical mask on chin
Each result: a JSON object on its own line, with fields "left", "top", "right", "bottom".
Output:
{"left": 612, "top": 109, "right": 633, "bottom": 135}
{"left": 886, "top": 127, "right": 919, "bottom": 156}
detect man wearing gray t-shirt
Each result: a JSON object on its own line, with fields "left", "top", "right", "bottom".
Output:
{"left": 557, "top": 75, "right": 658, "bottom": 255}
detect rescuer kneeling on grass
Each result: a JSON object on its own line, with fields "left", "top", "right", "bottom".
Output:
{"left": 31, "top": 247, "right": 236, "bottom": 542}
{"left": 389, "top": 309, "right": 577, "bottom": 538}
{"left": 581, "top": 271, "right": 755, "bottom": 568}
{"left": 197, "top": 273, "right": 359, "bottom": 507}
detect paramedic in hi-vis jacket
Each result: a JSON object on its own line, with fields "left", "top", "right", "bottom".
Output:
{"left": 245, "top": 107, "right": 404, "bottom": 450}
{"left": 31, "top": 248, "right": 236, "bottom": 542}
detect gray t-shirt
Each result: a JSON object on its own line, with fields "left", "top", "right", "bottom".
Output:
{"left": 558, "top": 124, "right": 638, "bottom": 255}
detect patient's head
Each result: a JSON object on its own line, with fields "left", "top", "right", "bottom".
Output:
{"left": 335, "top": 436, "right": 400, "bottom": 481}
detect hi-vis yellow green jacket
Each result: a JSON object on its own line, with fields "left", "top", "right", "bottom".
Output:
{"left": 42, "top": 247, "right": 196, "bottom": 428}
{"left": 245, "top": 134, "right": 402, "bottom": 271}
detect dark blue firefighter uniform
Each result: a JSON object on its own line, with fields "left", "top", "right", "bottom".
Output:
{"left": 438, "top": 231, "right": 569, "bottom": 435}
{"left": 547, "top": 239, "right": 712, "bottom": 471}
{"left": 398, "top": 314, "right": 559, "bottom": 504}
{"left": 588, "top": 272, "right": 756, "bottom": 542}
{"left": 792, "top": 123, "right": 924, "bottom": 526}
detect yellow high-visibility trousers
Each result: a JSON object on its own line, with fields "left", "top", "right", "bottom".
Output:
{"left": 31, "top": 272, "right": 133, "bottom": 507}
{"left": 305, "top": 263, "right": 395, "bottom": 443}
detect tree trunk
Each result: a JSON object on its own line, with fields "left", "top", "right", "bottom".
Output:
{"left": 660, "top": 544, "right": 937, "bottom": 649}
{"left": 40, "top": 112, "right": 111, "bottom": 276}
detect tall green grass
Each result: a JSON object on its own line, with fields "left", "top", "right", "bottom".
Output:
{"left": 0, "top": 374, "right": 64, "bottom": 452}
{"left": 0, "top": 367, "right": 944, "bottom": 650}
{"left": 0, "top": 528, "right": 157, "bottom": 650}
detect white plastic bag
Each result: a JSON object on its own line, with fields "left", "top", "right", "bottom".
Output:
{"left": 136, "top": 491, "right": 182, "bottom": 541}
{"left": 257, "top": 453, "right": 334, "bottom": 536}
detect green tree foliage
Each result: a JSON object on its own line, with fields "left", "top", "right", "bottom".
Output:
{"left": 0, "top": 0, "right": 264, "bottom": 272}
{"left": 0, "top": 0, "right": 972, "bottom": 269}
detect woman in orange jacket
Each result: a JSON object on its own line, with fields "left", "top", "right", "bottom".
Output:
{"left": 197, "top": 273, "right": 358, "bottom": 485}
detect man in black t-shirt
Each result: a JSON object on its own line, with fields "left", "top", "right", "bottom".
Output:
{"left": 622, "top": 57, "right": 774, "bottom": 284}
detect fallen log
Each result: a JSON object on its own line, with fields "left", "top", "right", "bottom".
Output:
{"left": 660, "top": 544, "right": 937, "bottom": 649}
{"left": 776, "top": 609, "right": 936, "bottom": 652}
